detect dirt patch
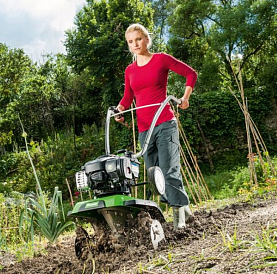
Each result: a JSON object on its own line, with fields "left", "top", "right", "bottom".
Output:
{"left": 1, "top": 196, "right": 277, "bottom": 274}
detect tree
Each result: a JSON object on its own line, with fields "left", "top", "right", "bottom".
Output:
{"left": 0, "top": 45, "right": 80, "bottom": 149}
{"left": 146, "top": 0, "right": 171, "bottom": 38}
{"left": 0, "top": 43, "right": 33, "bottom": 148}
{"left": 167, "top": 0, "right": 277, "bottom": 92}
{"left": 64, "top": 0, "right": 154, "bottom": 113}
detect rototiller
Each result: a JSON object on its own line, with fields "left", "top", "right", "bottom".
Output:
{"left": 68, "top": 96, "right": 181, "bottom": 259}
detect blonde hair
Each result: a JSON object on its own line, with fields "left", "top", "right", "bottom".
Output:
{"left": 125, "top": 23, "right": 152, "bottom": 61}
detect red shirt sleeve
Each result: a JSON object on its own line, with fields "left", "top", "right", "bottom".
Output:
{"left": 162, "top": 53, "right": 197, "bottom": 89}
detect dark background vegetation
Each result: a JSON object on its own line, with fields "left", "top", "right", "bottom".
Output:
{"left": 1, "top": 0, "right": 277, "bottom": 198}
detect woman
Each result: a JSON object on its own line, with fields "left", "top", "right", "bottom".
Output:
{"left": 116, "top": 23, "right": 197, "bottom": 229}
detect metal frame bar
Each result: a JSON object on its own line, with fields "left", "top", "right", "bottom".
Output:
{"left": 105, "top": 95, "right": 181, "bottom": 156}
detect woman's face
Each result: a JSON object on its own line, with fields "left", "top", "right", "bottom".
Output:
{"left": 126, "top": 30, "right": 149, "bottom": 56}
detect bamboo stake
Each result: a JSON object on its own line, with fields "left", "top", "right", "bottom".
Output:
{"left": 131, "top": 102, "right": 138, "bottom": 199}
{"left": 249, "top": 120, "right": 276, "bottom": 175}
{"left": 245, "top": 99, "right": 258, "bottom": 185}
{"left": 176, "top": 114, "right": 211, "bottom": 198}
{"left": 181, "top": 145, "right": 208, "bottom": 201}
{"left": 229, "top": 88, "right": 276, "bottom": 176}
{"left": 180, "top": 164, "right": 199, "bottom": 207}
{"left": 227, "top": 56, "right": 259, "bottom": 186}
{"left": 239, "top": 69, "right": 257, "bottom": 185}
{"left": 66, "top": 178, "right": 74, "bottom": 208}
{"left": 180, "top": 146, "right": 203, "bottom": 203}
{"left": 143, "top": 163, "right": 146, "bottom": 200}
{"left": 175, "top": 109, "right": 212, "bottom": 201}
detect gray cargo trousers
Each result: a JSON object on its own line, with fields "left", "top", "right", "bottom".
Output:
{"left": 139, "top": 119, "right": 189, "bottom": 207}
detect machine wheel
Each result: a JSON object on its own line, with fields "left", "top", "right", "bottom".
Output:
{"left": 131, "top": 211, "right": 165, "bottom": 250}
{"left": 150, "top": 219, "right": 165, "bottom": 249}
{"left": 147, "top": 166, "right": 165, "bottom": 196}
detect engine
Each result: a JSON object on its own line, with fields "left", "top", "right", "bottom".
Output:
{"left": 75, "top": 151, "right": 140, "bottom": 197}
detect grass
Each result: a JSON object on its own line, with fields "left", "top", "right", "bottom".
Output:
{"left": 136, "top": 249, "right": 222, "bottom": 274}
{"left": 204, "top": 155, "right": 277, "bottom": 202}
{"left": 136, "top": 252, "right": 182, "bottom": 273}
{"left": 218, "top": 224, "right": 248, "bottom": 253}
{"left": 204, "top": 171, "right": 235, "bottom": 199}
{"left": 250, "top": 223, "right": 277, "bottom": 259}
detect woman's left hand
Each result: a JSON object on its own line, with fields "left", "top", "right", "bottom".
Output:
{"left": 178, "top": 98, "right": 189, "bottom": 109}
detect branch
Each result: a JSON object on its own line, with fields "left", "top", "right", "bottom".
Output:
{"left": 206, "top": 15, "right": 222, "bottom": 27}
{"left": 239, "top": 43, "right": 264, "bottom": 72}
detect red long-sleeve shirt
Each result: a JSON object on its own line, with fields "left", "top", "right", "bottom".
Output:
{"left": 120, "top": 53, "right": 197, "bottom": 132}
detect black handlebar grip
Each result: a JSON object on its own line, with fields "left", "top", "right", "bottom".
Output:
{"left": 171, "top": 99, "right": 182, "bottom": 107}
{"left": 110, "top": 106, "right": 123, "bottom": 119}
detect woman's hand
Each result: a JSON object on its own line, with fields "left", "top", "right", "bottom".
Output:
{"left": 179, "top": 86, "right": 192, "bottom": 109}
{"left": 114, "top": 104, "right": 125, "bottom": 123}
{"left": 178, "top": 98, "right": 189, "bottom": 109}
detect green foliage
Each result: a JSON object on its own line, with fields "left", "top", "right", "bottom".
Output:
{"left": 205, "top": 171, "right": 236, "bottom": 199}
{"left": 0, "top": 43, "right": 32, "bottom": 98}
{"left": 0, "top": 124, "right": 105, "bottom": 195}
{"left": 0, "top": 0, "right": 277, "bottom": 202}
{"left": 219, "top": 224, "right": 247, "bottom": 253}
{"left": 0, "top": 43, "right": 33, "bottom": 145}
{"left": 149, "top": 0, "right": 170, "bottom": 38}
{"left": 251, "top": 224, "right": 277, "bottom": 260}
{"left": 0, "top": 192, "right": 25, "bottom": 249}
{"left": 0, "top": 48, "right": 75, "bottom": 146}
{"left": 1, "top": 86, "right": 276, "bottom": 195}
{"left": 19, "top": 187, "right": 75, "bottom": 245}
{"left": 167, "top": 0, "right": 277, "bottom": 92}
{"left": 64, "top": 0, "right": 155, "bottom": 111}
{"left": 177, "top": 87, "right": 276, "bottom": 172}
{"left": 0, "top": 131, "right": 13, "bottom": 146}
{"left": 18, "top": 125, "right": 75, "bottom": 247}
{"left": 34, "top": 125, "right": 105, "bottom": 194}
{"left": 205, "top": 156, "right": 277, "bottom": 200}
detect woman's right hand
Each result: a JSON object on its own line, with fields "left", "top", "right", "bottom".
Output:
{"left": 114, "top": 104, "right": 125, "bottom": 123}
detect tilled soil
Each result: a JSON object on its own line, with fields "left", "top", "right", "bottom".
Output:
{"left": 1, "top": 196, "right": 277, "bottom": 274}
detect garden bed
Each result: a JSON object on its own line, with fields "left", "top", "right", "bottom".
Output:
{"left": 1, "top": 195, "right": 277, "bottom": 274}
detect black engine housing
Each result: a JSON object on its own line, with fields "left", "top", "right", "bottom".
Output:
{"left": 82, "top": 151, "right": 140, "bottom": 197}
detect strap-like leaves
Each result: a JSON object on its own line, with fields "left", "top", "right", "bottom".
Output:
{"left": 19, "top": 187, "right": 75, "bottom": 244}
{"left": 18, "top": 123, "right": 75, "bottom": 246}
